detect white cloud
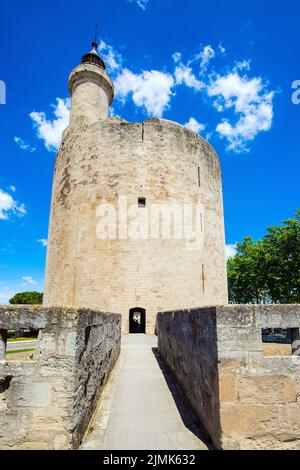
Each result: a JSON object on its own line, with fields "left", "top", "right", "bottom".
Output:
{"left": 218, "top": 43, "right": 226, "bottom": 55}
{"left": 172, "top": 52, "right": 182, "bottom": 64}
{"left": 170, "top": 45, "right": 274, "bottom": 152}
{"left": 21, "top": 276, "right": 38, "bottom": 286}
{"left": 115, "top": 68, "right": 174, "bottom": 117}
{"left": 209, "top": 72, "right": 269, "bottom": 115}
{"left": 9, "top": 185, "right": 16, "bottom": 193}
{"left": 26, "top": 37, "right": 272, "bottom": 154}
{"left": 208, "top": 72, "right": 274, "bottom": 152}
{"left": 16, "top": 203, "right": 26, "bottom": 216}
{"left": 30, "top": 98, "right": 70, "bottom": 152}
{"left": 184, "top": 117, "right": 206, "bottom": 134}
{"left": 234, "top": 60, "right": 251, "bottom": 72}
{"left": 38, "top": 239, "right": 48, "bottom": 247}
{"left": 127, "top": 0, "right": 148, "bottom": 9}
{"left": 187, "top": 45, "right": 216, "bottom": 73}
{"left": 14, "top": 137, "right": 36, "bottom": 153}
{"left": 226, "top": 244, "right": 237, "bottom": 260}
{"left": 0, "top": 188, "right": 26, "bottom": 220}
{"left": 199, "top": 45, "right": 216, "bottom": 72}
{"left": 98, "top": 40, "right": 123, "bottom": 73}
{"left": 174, "top": 64, "right": 204, "bottom": 90}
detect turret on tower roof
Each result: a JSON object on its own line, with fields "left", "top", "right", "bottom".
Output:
{"left": 81, "top": 42, "right": 106, "bottom": 70}
{"left": 80, "top": 25, "right": 105, "bottom": 69}
{"left": 68, "top": 26, "right": 114, "bottom": 125}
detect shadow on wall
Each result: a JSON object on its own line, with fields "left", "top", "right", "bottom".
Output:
{"left": 152, "top": 347, "right": 214, "bottom": 449}
{"left": 155, "top": 308, "right": 222, "bottom": 449}
{"left": 156, "top": 305, "right": 300, "bottom": 450}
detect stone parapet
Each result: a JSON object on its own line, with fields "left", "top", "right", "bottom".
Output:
{"left": 0, "top": 306, "right": 121, "bottom": 450}
{"left": 157, "top": 305, "right": 300, "bottom": 450}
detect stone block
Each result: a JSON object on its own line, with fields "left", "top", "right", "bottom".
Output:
{"left": 255, "top": 305, "right": 300, "bottom": 328}
{"left": 39, "top": 357, "right": 74, "bottom": 376}
{"left": 220, "top": 404, "right": 283, "bottom": 436}
{"left": 261, "top": 355, "right": 300, "bottom": 374}
{"left": 238, "top": 375, "right": 296, "bottom": 404}
{"left": 219, "top": 374, "right": 237, "bottom": 402}
{"left": 286, "top": 405, "right": 300, "bottom": 434}
{"left": 236, "top": 435, "right": 300, "bottom": 450}
{"left": 0, "top": 412, "right": 28, "bottom": 445}
{"left": 54, "top": 433, "right": 72, "bottom": 450}
{"left": 218, "top": 358, "right": 246, "bottom": 374}
{"left": 12, "top": 442, "right": 49, "bottom": 450}
{"left": 0, "top": 361, "right": 37, "bottom": 377}
{"left": 66, "top": 332, "right": 77, "bottom": 356}
{"left": 216, "top": 306, "right": 255, "bottom": 328}
{"left": 8, "top": 377, "right": 52, "bottom": 407}
{"left": 263, "top": 343, "right": 292, "bottom": 356}
{"left": 217, "top": 327, "right": 262, "bottom": 352}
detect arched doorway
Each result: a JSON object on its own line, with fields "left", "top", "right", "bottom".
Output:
{"left": 129, "top": 308, "right": 146, "bottom": 334}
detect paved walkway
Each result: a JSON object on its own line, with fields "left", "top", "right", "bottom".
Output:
{"left": 81, "top": 335, "right": 209, "bottom": 450}
{"left": 6, "top": 339, "right": 38, "bottom": 351}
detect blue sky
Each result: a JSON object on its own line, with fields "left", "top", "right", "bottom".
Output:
{"left": 0, "top": 0, "right": 299, "bottom": 302}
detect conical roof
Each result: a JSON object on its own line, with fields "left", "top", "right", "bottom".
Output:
{"left": 81, "top": 42, "right": 105, "bottom": 69}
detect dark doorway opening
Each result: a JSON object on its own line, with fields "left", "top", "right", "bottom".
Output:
{"left": 129, "top": 308, "right": 146, "bottom": 334}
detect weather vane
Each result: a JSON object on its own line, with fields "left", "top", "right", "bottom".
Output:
{"left": 94, "top": 24, "right": 99, "bottom": 47}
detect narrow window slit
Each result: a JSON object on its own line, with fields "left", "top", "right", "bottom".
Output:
{"left": 201, "top": 265, "right": 205, "bottom": 292}
{"left": 138, "top": 198, "right": 146, "bottom": 208}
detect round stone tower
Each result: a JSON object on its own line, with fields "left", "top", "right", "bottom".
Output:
{"left": 68, "top": 41, "right": 114, "bottom": 125}
{"left": 43, "top": 42, "right": 228, "bottom": 334}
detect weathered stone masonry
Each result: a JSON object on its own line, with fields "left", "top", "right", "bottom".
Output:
{"left": 0, "top": 306, "right": 121, "bottom": 450}
{"left": 157, "top": 305, "right": 300, "bottom": 450}
{"left": 43, "top": 118, "right": 228, "bottom": 334}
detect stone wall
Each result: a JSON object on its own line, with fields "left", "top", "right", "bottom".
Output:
{"left": 157, "top": 305, "right": 300, "bottom": 450}
{"left": 44, "top": 118, "right": 228, "bottom": 334}
{"left": 0, "top": 306, "right": 121, "bottom": 450}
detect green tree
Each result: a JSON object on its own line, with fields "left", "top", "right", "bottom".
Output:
{"left": 9, "top": 291, "right": 43, "bottom": 305}
{"left": 227, "top": 237, "right": 269, "bottom": 304}
{"left": 228, "top": 210, "right": 300, "bottom": 304}
{"left": 263, "top": 210, "right": 300, "bottom": 303}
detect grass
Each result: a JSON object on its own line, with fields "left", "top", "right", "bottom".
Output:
{"left": 6, "top": 348, "right": 35, "bottom": 355}
{"left": 7, "top": 337, "right": 38, "bottom": 343}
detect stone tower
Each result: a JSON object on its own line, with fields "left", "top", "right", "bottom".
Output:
{"left": 43, "top": 41, "right": 228, "bottom": 334}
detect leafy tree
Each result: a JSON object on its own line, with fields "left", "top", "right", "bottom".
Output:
{"left": 228, "top": 210, "right": 300, "bottom": 304}
{"left": 264, "top": 210, "right": 300, "bottom": 303}
{"left": 227, "top": 237, "right": 269, "bottom": 304}
{"left": 9, "top": 291, "right": 43, "bottom": 305}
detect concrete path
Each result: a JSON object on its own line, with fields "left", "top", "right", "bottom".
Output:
{"left": 81, "top": 335, "right": 209, "bottom": 450}
{"left": 6, "top": 340, "right": 38, "bottom": 351}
